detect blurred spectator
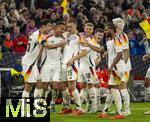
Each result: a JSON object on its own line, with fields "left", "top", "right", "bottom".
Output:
{"left": 2, "top": 32, "right": 13, "bottom": 52}
{"left": 0, "top": 0, "right": 149, "bottom": 56}
{"left": 128, "top": 30, "right": 139, "bottom": 56}
{"left": 12, "top": 26, "right": 28, "bottom": 54}
{"left": 139, "top": 34, "right": 150, "bottom": 54}
{"left": 25, "top": 19, "right": 38, "bottom": 37}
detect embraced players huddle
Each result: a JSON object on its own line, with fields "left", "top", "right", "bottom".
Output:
{"left": 21, "top": 17, "right": 132, "bottom": 119}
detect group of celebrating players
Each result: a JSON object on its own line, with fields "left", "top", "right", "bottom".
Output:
{"left": 21, "top": 17, "right": 150, "bottom": 119}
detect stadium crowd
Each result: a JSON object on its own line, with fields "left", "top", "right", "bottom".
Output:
{"left": 0, "top": 0, "right": 150, "bottom": 56}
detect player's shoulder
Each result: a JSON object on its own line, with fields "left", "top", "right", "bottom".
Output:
{"left": 31, "top": 30, "right": 40, "bottom": 37}
{"left": 114, "top": 36, "right": 122, "bottom": 46}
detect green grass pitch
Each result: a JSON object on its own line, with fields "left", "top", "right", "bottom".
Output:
{"left": 50, "top": 102, "right": 150, "bottom": 122}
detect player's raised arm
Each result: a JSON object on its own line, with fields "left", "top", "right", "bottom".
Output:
{"left": 42, "top": 40, "right": 66, "bottom": 49}
{"left": 86, "top": 42, "right": 105, "bottom": 53}
{"left": 66, "top": 49, "right": 87, "bottom": 67}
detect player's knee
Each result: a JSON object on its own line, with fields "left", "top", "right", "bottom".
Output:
{"left": 59, "top": 84, "right": 66, "bottom": 91}
{"left": 80, "top": 83, "right": 86, "bottom": 89}
{"left": 52, "top": 82, "right": 59, "bottom": 90}
{"left": 94, "top": 83, "right": 100, "bottom": 88}
{"left": 87, "top": 83, "right": 94, "bottom": 89}
{"left": 145, "top": 78, "right": 150, "bottom": 87}
{"left": 24, "top": 83, "right": 33, "bottom": 92}
{"left": 119, "top": 81, "right": 127, "bottom": 89}
{"left": 36, "top": 80, "right": 43, "bottom": 89}
{"left": 68, "top": 81, "right": 76, "bottom": 91}
{"left": 43, "top": 83, "right": 49, "bottom": 91}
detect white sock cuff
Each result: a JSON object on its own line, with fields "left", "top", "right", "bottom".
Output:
{"left": 22, "top": 90, "right": 30, "bottom": 98}
{"left": 72, "top": 89, "right": 79, "bottom": 96}
{"left": 34, "top": 88, "right": 43, "bottom": 98}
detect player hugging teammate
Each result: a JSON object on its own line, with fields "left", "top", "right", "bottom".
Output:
{"left": 21, "top": 17, "right": 132, "bottom": 119}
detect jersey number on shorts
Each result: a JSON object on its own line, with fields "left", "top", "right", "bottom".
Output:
{"left": 86, "top": 73, "right": 91, "bottom": 78}
{"left": 67, "top": 70, "right": 72, "bottom": 76}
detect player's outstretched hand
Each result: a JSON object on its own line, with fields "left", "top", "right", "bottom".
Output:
{"left": 60, "top": 41, "right": 67, "bottom": 47}
{"left": 66, "top": 59, "right": 74, "bottom": 67}
{"left": 80, "top": 41, "right": 88, "bottom": 47}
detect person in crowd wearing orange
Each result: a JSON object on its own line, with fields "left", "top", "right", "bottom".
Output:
{"left": 2, "top": 32, "right": 13, "bottom": 52}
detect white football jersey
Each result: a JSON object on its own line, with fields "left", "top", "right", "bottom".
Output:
{"left": 117, "top": 32, "right": 131, "bottom": 71}
{"left": 106, "top": 37, "right": 126, "bottom": 70}
{"left": 44, "top": 35, "right": 64, "bottom": 66}
{"left": 22, "top": 30, "right": 43, "bottom": 65}
{"left": 62, "top": 33, "right": 80, "bottom": 64}
{"left": 79, "top": 33, "right": 100, "bottom": 67}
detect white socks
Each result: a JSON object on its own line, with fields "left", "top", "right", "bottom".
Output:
{"left": 80, "top": 88, "right": 89, "bottom": 104}
{"left": 111, "top": 88, "right": 123, "bottom": 115}
{"left": 89, "top": 87, "right": 97, "bottom": 110}
{"left": 34, "top": 88, "right": 43, "bottom": 98}
{"left": 145, "top": 87, "right": 150, "bottom": 101}
{"left": 22, "top": 90, "right": 30, "bottom": 98}
{"left": 96, "top": 88, "right": 101, "bottom": 111}
{"left": 121, "top": 89, "right": 130, "bottom": 113}
{"left": 62, "top": 89, "right": 70, "bottom": 109}
{"left": 72, "top": 89, "right": 81, "bottom": 110}
{"left": 103, "top": 89, "right": 113, "bottom": 112}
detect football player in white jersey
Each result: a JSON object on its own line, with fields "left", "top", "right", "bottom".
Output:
{"left": 93, "top": 28, "right": 105, "bottom": 112}
{"left": 79, "top": 28, "right": 108, "bottom": 112}
{"left": 22, "top": 19, "right": 50, "bottom": 101}
{"left": 113, "top": 18, "right": 131, "bottom": 116}
{"left": 59, "top": 18, "right": 82, "bottom": 115}
{"left": 67, "top": 23, "right": 99, "bottom": 113}
{"left": 40, "top": 21, "right": 67, "bottom": 112}
{"left": 142, "top": 53, "right": 150, "bottom": 115}
{"left": 98, "top": 23, "right": 125, "bottom": 119}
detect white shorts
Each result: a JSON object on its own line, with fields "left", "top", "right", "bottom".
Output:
{"left": 22, "top": 63, "right": 40, "bottom": 83}
{"left": 61, "top": 63, "right": 78, "bottom": 81}
{"left": 78, "top": 64, "right": 99, "bottom": 84}
{"left": 40, "top": 65, "right": 61, "bottom": 82}
{"left": 108, "top": 69, "right": 129, "bottom": 85}
{"left": 146, "top": 67, "right": 150, "bottom": 78}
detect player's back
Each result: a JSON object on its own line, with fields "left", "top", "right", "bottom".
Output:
{"left": 22, "top": 30, "right": 42, "bottom": 65}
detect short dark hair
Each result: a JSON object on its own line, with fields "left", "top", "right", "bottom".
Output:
{"left": 106, "top": 23, "right": 116, "bottom": 32}
{"left": 56, "top": 21, "right": 66, "bottom": 26}
{"left": 68, "top": 18, "right": 77, "bottom": 25}
{"left": 40, "top": 19, "right": 50, "bottom": 27}
{"left": 95, "top": 28, "right": 104, "bottom": 34}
